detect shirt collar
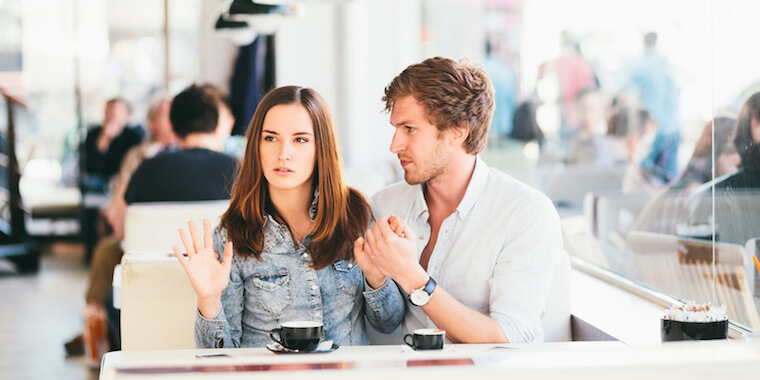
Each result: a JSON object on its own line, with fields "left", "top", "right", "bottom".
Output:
{"left": 410, "top": 155, "right": 489, "bottom": 222}
{"left": 455, "top": 155, "right": 489, "bottom": 220}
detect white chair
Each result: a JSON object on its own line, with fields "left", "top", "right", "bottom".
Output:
{"left": 543, "top": 165, "right": 626, "bottom": 210}
{"left": 583, "top": 191, "right": 653, "bottom": 250}
{"left": 119, "top": 200, "right": 230, "bottom": 350}
{"left": 122, "top": 200, "right": 230, "bottom": 254}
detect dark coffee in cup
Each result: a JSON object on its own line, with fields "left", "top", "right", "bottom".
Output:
{"left": 403, "top": 328, "right": 445, "bottom": 350}
{"left": 270, "top": 321, "right": 323, "bottom": 351}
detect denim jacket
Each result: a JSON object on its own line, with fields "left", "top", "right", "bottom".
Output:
{"left": 195, "top": 207, "right": 405, "bottom": 348}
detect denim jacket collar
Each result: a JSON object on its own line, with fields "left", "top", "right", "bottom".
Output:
{"left": 262, "top": 187, "right": 319, "bottom": 250}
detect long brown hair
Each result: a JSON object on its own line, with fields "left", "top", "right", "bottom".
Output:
{"left": 220, "top": 86, "right": 372, "bottom": 269}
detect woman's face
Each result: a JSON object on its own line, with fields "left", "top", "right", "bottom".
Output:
{"left": 259, "top": 104, "right": 317, "bottom": 195}
{"left": 716, "top": 142, "right": 741, "bottom": 177}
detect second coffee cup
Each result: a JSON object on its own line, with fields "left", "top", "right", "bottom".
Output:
{"left": 403, "top": 328, "right": 445, "bottom": 350}
{"left": 270, "top": 321, "right": 323, "bottom": 351}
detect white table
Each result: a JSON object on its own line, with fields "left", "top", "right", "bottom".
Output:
{"left": 101, "top": 340, "right": 760, "bottom": 380}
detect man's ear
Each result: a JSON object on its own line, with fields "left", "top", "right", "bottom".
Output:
{"left": 450, "top": 124, "right": 470, "bottom": 146}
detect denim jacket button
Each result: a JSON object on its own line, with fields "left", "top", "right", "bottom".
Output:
{"left": 311, "top": 284, "right": 317, "bottom": 290}
{"left": 347, "top": 263, "right": 353, "bottom": 268}
{"left": 302, "top": 253, "right": 308, "bottom": 259}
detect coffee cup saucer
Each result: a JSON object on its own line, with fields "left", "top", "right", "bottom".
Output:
{"left": 266, "top": 340, "right": 338, "bottom": 354}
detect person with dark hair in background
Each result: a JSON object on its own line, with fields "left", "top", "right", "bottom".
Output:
{"left": 684, "top": 92, "right": 760, "bottom": 245}
{"left": 67, "top": 85, "right": 238, "bottom": 359}
{"left": 510, "top": 101, "right": 544, "bottom": 145}
{"left": 357, "top": 57, "right": 564, "bottom": 344}
{"left": 631, "top": 116, "right": 738, "bottom": 235}
{"left": 124, "top": 85, "right": 237, "bottom": 203}
{"left": 80, "top": 98, "right": 144, "bottom": 262}
{"left": 173, "top": 86, "right": 404, "bottom": 348}
{"left": 82, "top": 98, "right": 143, "bottom": 191}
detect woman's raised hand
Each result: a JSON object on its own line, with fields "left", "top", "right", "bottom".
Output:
{"left": 173, "top": 219, "right": 233, "bottom": 318}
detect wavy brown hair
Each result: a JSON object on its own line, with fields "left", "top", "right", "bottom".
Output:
{"left": 383, "top": 57, "right": 495, "bottom": 154}
{"left": 220, "top": 86, "right": 372, "bottom": 269}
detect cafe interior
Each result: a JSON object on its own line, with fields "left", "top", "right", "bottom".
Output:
{"left": 1, "top": 0, "right": 759, "bottom": 378}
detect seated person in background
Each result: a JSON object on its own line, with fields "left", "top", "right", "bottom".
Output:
{"left": 630, "top": 117, "right": 737, "bottom": 235}
{"left": 68, "top": 84, "right": 238, "bottom": 355}
{"left": 565, "top": 88, "right": 619, "bottom": 166}
{"left": 80, "top": 97, "right": 144, "bottom": 260}
{"left": 81, "top": 98, "right": 144, "bottom": 192}
{"left": 607, "top": 108, "right": 662, "bottom": 194}
{"left": 125, "top": 84, "right": 237, "bottom": 203}
{"left": 684, "top": 92, "right": 760, "bottom": 244}
{"left": 173, "top": 86, "right": 404, "bottom": 348}
{"left": 103, "top": 95, "right": 178, "bottom": 240}
{"left": 356, "top": 57, "right": 564, "bottom": 343}
{"left": 200, "top": 83, "right": 245, "bottom": 160}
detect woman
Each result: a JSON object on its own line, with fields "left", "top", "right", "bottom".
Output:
{"left": 630, "top": 117, "right": 738, "bottom": 235}
{"left": 173, "top": 86, "right": 405, "bottom": 348}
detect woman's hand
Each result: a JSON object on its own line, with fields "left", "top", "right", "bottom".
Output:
{"left": 173, "top": 219, "right": 233, "bottom": 318}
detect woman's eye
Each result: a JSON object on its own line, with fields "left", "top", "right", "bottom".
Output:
{"left": 295, "top": 137, "right": 309, "bottom": 143}
{"left": 263, "top": 135, "right": 275, "bottom": 142}
{"left": 406, "top": 126, "right": 415, "bottom": 133}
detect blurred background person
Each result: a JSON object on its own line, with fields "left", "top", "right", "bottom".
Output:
{"left": 630, "top": 116, "right": 738, "bottom": 235}
{"left": 482, "top": 38, "right": 518, "bottom": 140}
{"left": 621, "top": 32, "right": 681, "bottom": 184}
{"left": 538, "top": 31, "right": 598, "bottom": 133}
{"left": 79, "top": 98, "right": 144, "bottom": 263}
{"left": 683, "top": 93, "right": 760, "bottom": 245}
{"left": 565, "top": 88, "right": 613, "bottom": 166}
{"left": 614, "top": 108, "right": 660, "bottom": 193}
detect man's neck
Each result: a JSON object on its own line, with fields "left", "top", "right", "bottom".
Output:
{"left": 424, "top": 153, "right": 477, "bottom": 212}
{"left": 179, "top": 133, "right": 223, "bottom": 152}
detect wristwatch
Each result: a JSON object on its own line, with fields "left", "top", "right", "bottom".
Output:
{"left": 408, "top": 276, "right": 436, "bottom": 306}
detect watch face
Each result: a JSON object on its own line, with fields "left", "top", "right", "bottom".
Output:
{"left": 410, "top": 290, "right": 430, "bottom": 306}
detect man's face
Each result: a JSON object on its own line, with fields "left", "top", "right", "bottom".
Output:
{"left": 389, "top": 95, "right": 451, "bottom": 185}
{"left": 103, "top": 100, "right": 129, "bottom": 137}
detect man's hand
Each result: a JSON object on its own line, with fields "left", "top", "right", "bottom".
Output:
{"left": 362, "top": 216, "right": 428, "bottom": 293}
{"left": 354, "top": 214, "right": 407, "bottom": 289}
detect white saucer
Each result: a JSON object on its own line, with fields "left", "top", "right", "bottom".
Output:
{"left": 266, "top": 340, "right": 338, "bottom": 354}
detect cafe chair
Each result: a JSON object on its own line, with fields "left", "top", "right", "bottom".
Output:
{"left": 118, "top": 200, "right": 230, "bottom": 350}
{"left": 543, "top": 165, "right": 626, "bottom": 210}
{"left": 627, "top": 231, "right": 760, "bottom": 330}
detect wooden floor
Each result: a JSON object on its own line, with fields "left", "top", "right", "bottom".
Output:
{"left": 0, "top": 242, "right": 99, "bottom": 380}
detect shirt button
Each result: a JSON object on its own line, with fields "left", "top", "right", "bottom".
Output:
{"left": 419, "top": 235, "right": 425, "bottom": 240}
{"left": 311, "top": 284, "right": 317, "bottom": 290}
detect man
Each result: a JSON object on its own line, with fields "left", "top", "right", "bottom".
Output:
{"left": 124, "top": 84, "right": 237, "bottom": 203}
{"left": 81, "top": 97, "right": 144, "bottom": 261}
{"left": 355, "top": 57, "right": 564, "bottom": 343}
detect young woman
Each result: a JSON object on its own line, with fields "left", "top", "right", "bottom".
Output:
{"left": 173, "top": 86, "right": 405, "bottom": 348}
